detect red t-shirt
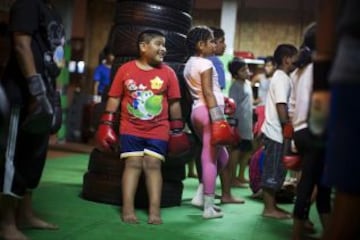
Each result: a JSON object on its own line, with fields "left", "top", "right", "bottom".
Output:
{"left": 108, "top": 60, "right": 181, "bottom": 141}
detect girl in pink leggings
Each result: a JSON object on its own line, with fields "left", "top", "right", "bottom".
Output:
{"left": 184, "top": 26, "right": 232, "bottom": 219}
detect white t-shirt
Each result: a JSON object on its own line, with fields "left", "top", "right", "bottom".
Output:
{"left": 261, "top": 69, "right": 291, "bottom": 143}
{"left": 289, "top": 63, "right": 313, "bottom": 131}
{"left": 183, "top": 56, "right": 224, "bottom": 109}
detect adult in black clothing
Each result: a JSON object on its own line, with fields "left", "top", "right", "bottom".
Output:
{"left": 0, "top": 0, "right": 65, "bottom": 239}
{"left": 309, "top": 0, "right": 360, "bottom": 239}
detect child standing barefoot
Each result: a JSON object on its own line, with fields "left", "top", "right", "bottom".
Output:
{"left": 184, "top": 26, "right": 234, "bottom": 219}
{"left": 96, "top": 29, "right": 185, "bottom": 224}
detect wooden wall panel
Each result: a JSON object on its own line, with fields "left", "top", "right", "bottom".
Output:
{"left": 193, "top": 6, "right": 315, "bottom": 58}
{"left": 192, "top": 9, "right": 221, "bottom": 28}
{"left": 235, "top": 8, "right": 307, "bottom": 57}
{"left": 83, "top": 0, "right": 315, "bottom": 74}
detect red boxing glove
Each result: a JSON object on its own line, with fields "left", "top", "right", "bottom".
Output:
{"left": 282, "top": 138, "right": 301, "bottom": 171}
{"left": 168, "top": 120, "right": 191, "bottom": 157}
{"left": 211, "top": 120, "right": 234, "bottom": 146}
{"left": 96, "top": 112, "right": 118, "bottom": 152}
{"left": 224, "top": 97, "right": 236, "bottom": 116}
{"left": 209, "top": 106, "right": 233, "bottom": 146}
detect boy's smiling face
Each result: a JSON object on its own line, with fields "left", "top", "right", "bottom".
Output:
{"left": 140, "top": 36, "right": 167, "bottom": 66}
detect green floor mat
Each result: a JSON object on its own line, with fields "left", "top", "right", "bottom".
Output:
{"left": 24, "top": 153, "right": 323, "bottom": 240}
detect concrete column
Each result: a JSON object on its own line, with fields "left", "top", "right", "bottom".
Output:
{"left": 220, "top": 0, "right": 238, "bottom": 55}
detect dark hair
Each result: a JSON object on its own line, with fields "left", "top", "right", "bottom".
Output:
{"left": 273, "top": 44, "right": 298, "bottom": 66}
{"left": 186, "top": 25, "right": 213, "bottom": 55}
{"left": 264, "top": 56, "right": 275, "bottom": 65}
{"left": 301, "top": 22, "right": 316, "bottom": 51}
{"left": 209, "top": 26, "right": 224, "bottom": 40}
{"left": 103, "top": 45, "right": 112, "bottom": 56}
{"left": 137, "top": 29, "right": 165, "bottom": 55}
{"left": 228, "top": 57, "right": 246, "bottom": 78}
{"left": 293, "top": 23, "right": 317, "bottom": 68}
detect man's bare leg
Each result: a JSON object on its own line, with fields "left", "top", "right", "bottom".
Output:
{"left": 121, "top": 157, "right": 142, "bottom": 224}
{"left": 143, "top": 156, "right": 162, "bottom": 225}
{"left": 236, "top": 150, "right": 251, "bottom": 184}
{"left": 0, "top": 195, "right": 28, "bottom": 240}
{"left": 16, "top": 191, "right": 58, "bottom": 230}
{"left": 262, "top": 187, "right": 291, "bottom": 219}
{"left": 322, "top": 191, "right": 360, "bottom": 240}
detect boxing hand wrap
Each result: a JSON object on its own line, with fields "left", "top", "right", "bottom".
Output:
{"left": 282, "top": 122, "right": 294, "bottom": 139}
{"left": 22, "top": 74, "right": 54, "bottom": 134}
{"left": 168, "top": 119, "right": 191, "bottom": 157}
{"left": 96, "top": 111, "right": 118, "bottom": 152}
{"left": 282, "top": 138, "right": 301, "bottom": 171}
{"left": 224, "top": 97, "right": 236, "bottom": 116}
{"left": 209, "top": 106, "right": 233, "bottom": 146}
{"left": 308, "top": 60, "right": 332, "bottom": 136}
{"left": 50, "top": 91, "right": 62, "bottom": 134}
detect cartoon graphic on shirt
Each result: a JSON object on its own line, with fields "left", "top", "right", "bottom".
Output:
{"left": 125, "top": 77, "right": 163, "bottom": 120}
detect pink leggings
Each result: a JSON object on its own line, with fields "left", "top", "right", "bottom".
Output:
{"left": 191, "top": 105, "right": 229, "bottom": 195}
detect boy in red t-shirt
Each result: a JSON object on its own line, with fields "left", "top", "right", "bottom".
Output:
{"left": 96, "top": 30, "right": 185, "bottom": 224}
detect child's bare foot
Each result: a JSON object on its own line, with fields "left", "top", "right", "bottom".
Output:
{"left": 148, "top": 214, "right": 162, "bottom": 225}
{"left": 121, "top": 213, "right": 139, "bottom": 224}
{"left": 262, "top": 209, "right": 292, "bottom": 219}
{"left": 17, "top": 215, "right": 58, "bottom": 230}
{"left": 221, "top": 195, "right": 245, "bottom": 204}
{"left": 1, "top": 224, "right": 29, "bottom": 240}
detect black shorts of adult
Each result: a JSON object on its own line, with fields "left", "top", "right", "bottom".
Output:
{"left": 0, "top": 106, "right": 50, "bottom": 198}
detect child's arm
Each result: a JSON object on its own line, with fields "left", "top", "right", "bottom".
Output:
{"left": 201, "top": 68, "right": 217, "bottom": 108}
{"left": 105, "top": 96, "right": 120, "bottom": 113}
{"left": 168, "top": 99, "right": 182, "bottom": 120}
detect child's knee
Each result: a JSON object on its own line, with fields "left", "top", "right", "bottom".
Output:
{"left": 125, "top": 158, "right": 142, "bottom": 169}
{"left": 143, "top": 157, "right": 162, "bottom": 170}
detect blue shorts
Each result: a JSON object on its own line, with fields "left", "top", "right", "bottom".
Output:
{"left": 119, "top": 134, "right": 167, "bottom": 161}
{"left": 323, "top": 84, "right": 360, "bottom": 194}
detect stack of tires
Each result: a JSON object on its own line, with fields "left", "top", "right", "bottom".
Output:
{"left": 82, "top": 0, "right": 194, "bottom": 208}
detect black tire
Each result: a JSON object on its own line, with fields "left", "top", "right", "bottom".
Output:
{"left": 162, "top": 164, "right": 186, "bottom": 182}
{"left": 108, "top": 25, "right": 188, "bottom": 62}
{"left": 165, "top": 62, "right": 193, "bottom": 123}
{"left": 116, "top": 0, "right": 193, "bottom": 13}
{"left": 110, "top": 56, "right": 137, "bottom": 82}
{"left": 82, "top": 171, "right": 122, "bottom": 205}
{"left": 115, "top": 1, "right": 192, "bottom": 34}
{"left": 82, "top": 172, "right": 184, "bottom": 208}
{"left": 87, "top": 148, "right": 123, "bottom": 176}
